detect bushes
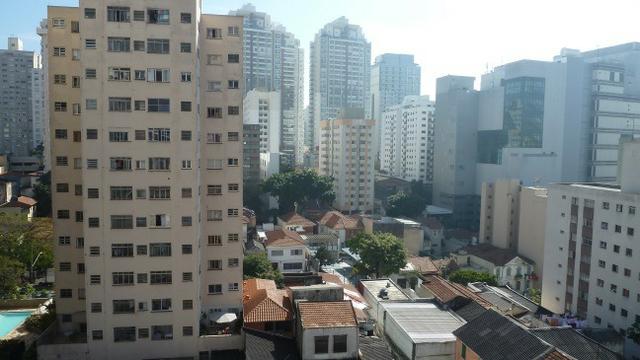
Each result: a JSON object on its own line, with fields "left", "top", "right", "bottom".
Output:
{"left": 23, "top": 311, "right": 55, "bottom": 334}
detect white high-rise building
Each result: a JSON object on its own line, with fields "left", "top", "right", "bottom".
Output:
{"left": 380, "top": 95, "right": 434, "bottom": 183}
{"left": 229, "top": 4, "right": 304, "bottom": 166}
{"left": 42, "top": 2, "right": 244, "bottom": 359}
{"left": 243, "top": 89, "right": 281, "bottom": 154}
{"left": 371, "top": 54, "right": 421, "bottom": 163}
{"left": 309, "top": 17, "right": 371, "bottom": 152}
{"left": 319, "top": 109, "right": 374, "bottom": 214}
{"left": 542, "top": 138, "right": 640, "bottom": 355}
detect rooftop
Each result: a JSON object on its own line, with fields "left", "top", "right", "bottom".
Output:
{"left": 264, "top": 229, "right": 306, "bottom": 248}
{"left": 458, "top": 243, "right": 533, "bottom": 266}
{"left": 297, "top": 301, "right": 357, "bottom": 329}
{"left": 530, "top": 328, "right": 621, "bottom": 360}
{"left": 243, "top": 279, "right": 292, "bottom": 324}
{"left": 278, "top": 212, "right": 315, "bottom": 227}
{"left": 319, "top": 210, "right": 362, "bottom": 230}
{"left": 360, "top": 279, "right": 409, "bottom": 301}
{"left": 0, "top": 196, "right": 36, "bottom": 209}
{"left": 421, "top": 275, "right": 492, "bottom": 308}
{"left": 359, "top": 335, "right": 394, "bottom": 360}
{"left": 381, "top": 302, "right": 465, "bottom": 343}
{"left": 454, "top": 310, "right": 551, "bottom": 360}
{"left": 404, "top": 256, "right": 439, "bottom": 275}
{"left": 244, "top": 329, "right": 299, "bottom": 360}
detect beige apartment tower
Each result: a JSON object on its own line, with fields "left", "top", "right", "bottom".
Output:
{"left": 43, "top": 2, "right": 244, "bottom": 359}
{"left": 318, "top": 109, "right": 374, "bottom": 214}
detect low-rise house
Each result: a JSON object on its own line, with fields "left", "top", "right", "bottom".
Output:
{"left": 358, "top": 279, "right": 409, "bottom": 322}
{"left": 278, "top": 212, "right": 316, "bottom": 234}
{"left": 318, "top": 210, "right": 363, "bottom": 248}
{"left": 390, "top": 256, "right": 441, "bottom": 290}
{"left": 379, "top": 302, "right": 465, "bottom": 360}
{"left": 265, "top": 229, "right": 310, "bottom": 273}
{"left": 0, "top": 195, "right": 37, "bottom": 220}
{"left": 453, "top": 243, "right": 535, "bottom": 293}
{"left": 420, "top": 275, "right": 492, "bottom": 312}
{"left": 243, "top": 279, "right": 292, "bottom": 334}
{"left": 422, "top": 217, "right": 444, "bottom": 256}
{"left": 302, "top": 233, "right": 340, "bottom": 255}
{"left": 296, "top": 301, "right": 359, "bottom": 360}
{"left": 362, "top": 216, "right": 425, "bottom": 255}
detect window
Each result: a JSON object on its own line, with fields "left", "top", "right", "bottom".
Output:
{"left": 86, "top": 129, "right": 97, "bottom": 139}
{"left": 207, "top": 28, "right": 222, "bottom": 39}
{"left": 208, "top": 284, "right": 222, "bottom": 294}
{"left": 333, "top": 335, "right": 347, "bottom": 353}
{"left": 91, "top": 303, "right": 102, "bottom": 313}
{"left": 151, "top": 298, "right": 172, "bottom": 312}
{"left": 138, "top": 328, "right": 149, "bottom": 338}
{"left": 291, "top": 249, "right": 303, "bottom": 256}
{"left": 147, "top": 38, "right": 170, "bottom": 54}
{"left": 616, "top": 204, "right": 623, "bottom": 212}
{"left": 181, "top": 217, "right": 192, "bottom": 227}
{"left": 626, "top": 248, "right": 633, "bottom": 257}
{"left": 56, "top": 156, "right": 68, "bottom": 166}
{"left": 110, "top": 157, "right": 132, "bottom": 170}
{"left": 228, "top": 132, "right": 239, "bottom": 141}
{"left": 148, "top": 128, "right": 170, "bottom": 142}
{"left": 58, "top": 236, "right": 71, "bottom": 246}
{"left": 208, "top": 235, "right": 222, "bottom": 246}
{"left": 72, "top": 103, "right": 81, "bottom": 115}
{"left": 183, "top": 326, "right": 193, "bottom": 336}
{"left": 228, "top": 282, "right": 239, "bottom": 291}
{"left": 87, "top": 188, "right": 99, "bottom": 198}
{"left": 630, "top": 206, "right": 636, "bottom": 215}
{"left": 180, "top": 13, "right": 192, "bottom": 23}
{"left": 109, "top": 97, "right": 132, "bottom": 112}
{"left": 283, "top": 263, "right": 303, "bottom": 271}
{"left": 181, "top": 160, "right": 192, "bottom": 169}
{"left": 57, "top": 210, "right": 70, "bottom": 219}
{"left": 134, "top": 70, "right": 145, "bottom": 81}
{"left": 181, "top": 131, "right": 192, "bottom": 141}
{"left": 207, "top": 185, "right": 222, "bottom": 196}
{"left": 60, "top": 289, "right": 72, "bottom": 298}
{"left": 113, "top": 300, "right": 135, "bottom": 314}
{"left": 133, "top": 40, "right": 145, "bottom": 51}
{"left": 183, "top": 272, "right": 193, "bottom": 282}
{"left": 228, "top": 26, "right": 240, "bottom": 36}
{"left": 84, "top": 8, "right": 96, "bottom": 19}
{"left": 207, "top": 210, "right": 222, "bottom": 221}
{"left": 228, "top": 258, "right": 239, "bottom": 267}
{"left": 148, "top": 98, "right": 170, "bottom": 112}
{"left": 108, "top": 37, "right": 130, "bottom": 52}
{"left": 135, "top": 160, "right": 146, "bottom": 170}
{"left": 114, "top": 327, "right": 136, "bottom": 342}
{"left": 88, "top": 217, "right": 100, "bottom": 228}
{"left": 228, "top": 81, "right": 239, "bottom": 90}
{"left": 181, "top": 244, "right": 192, "bottom": 254}
{"left": 623, "top": 289, "right": 630, "bottom": 298}
{"left": 612, "top": 264, "right": 619, "bottom": 273}
{"left": 54, "top": 102, "right": 67, "bottom": 112}
{"left": 72, "top": 76, "right": 80, "bottom": 88}
{"left": 207, "top": 81, "right": 222, "bottom": 92}
{"left": 598, "top": 260, "right": 606, "bottom": 268}
{"left": 181, "top": 188, "right": 192, "bottom": 198}
{"left": 53, "top": 47, "right": 66, "bottom": 57}
{"left": 133, "top": 10, "right": 145, "bottom": 21}
{"left": 314, "top": 336, "right": 329, "bottom": 354}
{"left": 111, "top": 244, "right": 133, "bottom": 257}
{"left": 85, "top": 68, "right": 96, "bottom": 79}
{"left": 227, "top": 208, "right": 239, "bottom": 217}
{"left": 207, "top": 159, "right": 223, "bottom": 170}
{"left": 601, "top": 222, "right": 608, "bottom": 230}
{"left": 150, "top": 243, "right": 171, "bottom": 257}
{"left": 108, "top": 67, "right": 131, "bottom": 81}
{"left": 92, "top": 330, "right": 103, "bottom": 340}
{"left": 111, "top": 215, "right": 133, "bottom": 229}
{"left": 148, "top": 9, "right": 170, "bottom": 24}
{"left": 615, "top": 225, "right": 622, "bottom": 233}
{"left": 207, "top": 54, "right": 222, "bottom": 65}
{"left": 611, "top": 284, "right": 618, "bottom": 293}
{"left": 89, "top": 246, "right": 99, "bottom": 256}
{"left": 75, "top": 211, "right": 83, "bottom": 223}
{"left": 109, "top": 131, "right": 128, "bottom": 142}
{"left": 107, "top": 6, "right": 130, "bottom": 22}
{"left": 228, "top": 183, "right": 239, "bottom": 192}
{"left": 207, "top": 107, "right": 222, "bottom": 118}
{"left": 72, "top": 49, "right": 80, "bottom": 60}
{"left": 55, "top": 129, "right": 68, "bottom": 139}
{"left": 271, "top": 250, "right": 283, "bottom": 257}
{"left": 228, "top": 54, "right": 240, "bottom": 63}
{"left": 207, "top": 133, "right": 222, "bottom": 144}
{"left": 624, "top": 268, "right": 631, "bottom": 277}
{"left": 181, "top": 72, "right": 192, "bottom": 82}
{"left": 54, "top": 74, "right": 66, "bottom": 85}
{"left": 112, "top": 272, "right": 134, "bottom": 286}
{"left": 228, "top": 158, "right": 239, "bottom": 166}
{"left": 52, "top": 18, "right": 65, "bottom": 27}
{"left": 208, "top": 260, "right": 222, "bottom": 270}
{"left": 151, "top": 325, "right": 173, "bottom": 340}
{"left": 150, "top": 271, "right": 172, "bottom": 285}
{"left": 147, "top": 68, "right": 170, "bottom": 83}
{"left": 59, "top": 262, "right": 71, "bottom": 271}
{"left": 614, "top": 245, "right": 620, "bottom": 253}
{"left": 180, "top": 42, "right": 191, "bottom": 53}
{"left": 137, "top": 273, "right": 147, "bottom": 283}
{"left": 136, "top": 245, "right": 147, "bottom": 256}
{"left": 181, "top": 101, "right": 192, "bottom": 112}
{"left": 149, "top": 157, "right": 170, "bottom": 170}
{"left": 628, "top": 227, "right": 634, "bottom": 236}
{"left": 228, "top": 234, "right": 239, "bottom": 242}
{"left": 85, "top": 39, "right": 96, "bottom": 49}
{"left": 134, "top": 100, "right": 146, "bottom": 111}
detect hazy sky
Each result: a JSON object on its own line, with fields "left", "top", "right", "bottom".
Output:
{"left": 4, "top": 0, "right": 640, "bottom": 97}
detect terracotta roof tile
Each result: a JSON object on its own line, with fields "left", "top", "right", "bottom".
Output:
{"left": 422, "top": 275, "right": 492, "bottom": 308}
{"left": 243, "top": 279, "right": 292, "bottom": 324}
{"left": 407, "top": 256, "right": 439, "bottom": 275}
{"left": 264, "top": 229, "right": 305, "bottom": 247}
{"left": 279, "top": 212, "right": 315, "bottom": 227}
{"left": 319, "top": 211, "right": 362, "bottom": 230}
{"left": 298, "top": 301, "right": 357, "bottom": 329}
{"left": 0, "top": 196, "right": 37, "bottom": 209}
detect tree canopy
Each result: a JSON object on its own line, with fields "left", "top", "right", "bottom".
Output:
{"left": 0, "top": 215, "right": 54, "bottom": 279}
{"left": 314, "top": 245, "right": 336, "bottom": 267}
{"left": 243, "top": 252, "right": 283, "bottom": 287}
{"left": 346, "top": 232, "right": 406, "bottom": 278}
{"left": 262, "top": 169, "right": 335, "bottom": 213}
{"left": 33, "top": 171, "right": 51, "bottom": 217}
{"left": 628, "top": 319, "right": 640, "bottom": 345}
{"left": 449, "top": 269, "right": 498, "bottom": 286}
{"left": 0, "top": 256, "right": 26, "bottom": 298}
{"left": 385, "top": 191, "right": 426, "bottom": 218}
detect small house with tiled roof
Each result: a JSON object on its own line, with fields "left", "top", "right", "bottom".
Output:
{"left": 243, "top": 278, "right": 293, "bottom": 334}
{"left": 318, "top": 210, "right": 363, "bottom": 247}
{"left": 295, "top": 300, "right": 359, "bottom": 360}
{"left": 277, "top": 212, "right": 316, "bottom": 234}
{"left": 0, "top": 195, "right": 37, "bottom": 220}
{"left": 264, "top": 229, "right": 309, "bottom": 273}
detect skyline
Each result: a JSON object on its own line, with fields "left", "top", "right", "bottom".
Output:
{"left": 4, "top": 0, "right": 640, "bottom": 98}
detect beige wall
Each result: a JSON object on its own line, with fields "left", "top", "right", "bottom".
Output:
{"left": 479, "top": 179, "right": 521, "bottom": 250}
{"left": 517, "top": 187, "right": 547, "bottom": 288}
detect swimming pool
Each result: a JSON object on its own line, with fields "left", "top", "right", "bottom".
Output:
{"left": 0, "top": 311, "right": 33, "bottom": 337}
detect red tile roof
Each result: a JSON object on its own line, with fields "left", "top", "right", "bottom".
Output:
{"left": 407, "top": 256, "right": 440, "bottom": 275}
{"left": 544, "top": 350, "right": 574, "bottom": 360}
{"left": 0, "top": 196, "right": 37, "bottom": 209}
{"left": 264, "top": 229, "right": 305, "bottom": 247}
{"left": 422, "top": 275, "right": 492, "bottom": 308}
{"left": 298, "top": 301, "right": 357, "bottom": 329}
{"left": 279, "top": 212, "right": 315, "bottom": 227}
{"left": 319, "top": 211, "right": 362, "bottom": 230}
{"left": 243, "top": 279, "right": 292, "bottom": 324}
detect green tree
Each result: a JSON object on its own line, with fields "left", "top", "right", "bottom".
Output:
{"left": 628, "top": 319, "right": 640, "bottom": 345}
{"left": 243, "top": 253, "right": 283, "bottom": 287}
{"left": 449, "top": 269, "right": 498, "bottom": 286}
{"left": 0, "top": 215, "right": 54, "bottom": 280}
{"left": 262, "top": 169, "right": 335, "bottom": 213}
{"left": 314, "top": 245, "right": 336, "bottom": 267}
{"left": 0, "top": 255, "right": 26, "bottom": 298}
{"left": 33, "top": 171, "right": 51, "bottom": 217}
{"left": 385, "top": 191, "right": 426, "bottom": 218}
{"left": 528, "top": 288, "right": 541, "bottom": 304}
{"left": 346, "top": 233, "right": 406, "bottom": 278}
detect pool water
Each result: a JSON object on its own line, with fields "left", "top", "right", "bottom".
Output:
{"left": 0, "top": 311, "right": 32, "bottom": 337}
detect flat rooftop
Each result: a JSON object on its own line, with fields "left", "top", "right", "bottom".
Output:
{"left": 381, "top": 302, "right": 465, "bottom": 343}
{"left": 360, "top": 279, "right": 409, "bottom": 301}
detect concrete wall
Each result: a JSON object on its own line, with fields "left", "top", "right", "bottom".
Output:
{"left": 517, "top": 187, "right": 547, "bottom": 287}
{"left": 300, "top": 327, "right": 358, "bottom": 360}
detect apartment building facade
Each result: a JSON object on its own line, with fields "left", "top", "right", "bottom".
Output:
{"left": 229, "top": 4, "right": 304, "bottom": 166}
{"left": 309, "top": 17, "right": 371, "bottom": 151}
{"left": 0, "top": 37, "right": 43, "bottom": 156}
{"left": 319, "top": 110, "right": 374, "bottom": 213}
{"left": 380, "top": 95, "right": 434, "bottom": 183}
{"left": 370, "top": 53, "right": 421, "bottom": 163}
{"left": 45, "top": 2, "right": 243, "bottom": 359}
{"left": 542, "top": 139, "right": 640, "bottom": 354}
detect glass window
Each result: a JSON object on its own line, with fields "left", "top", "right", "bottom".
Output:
{"left": 333, "top": 335, "right": 347, "bottom": 353}
{"left": 107, "top": 7, "right": 130, "bottom": 22}
{"left": 314, "top": 336, "right": 329, "bottom": 354}
{"left": 107, "top": 37, "right": 130, "bottom": 52}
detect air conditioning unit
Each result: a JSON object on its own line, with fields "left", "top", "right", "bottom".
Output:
{"left": 138, "top": 302, "right": 148, "bottom": 311}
